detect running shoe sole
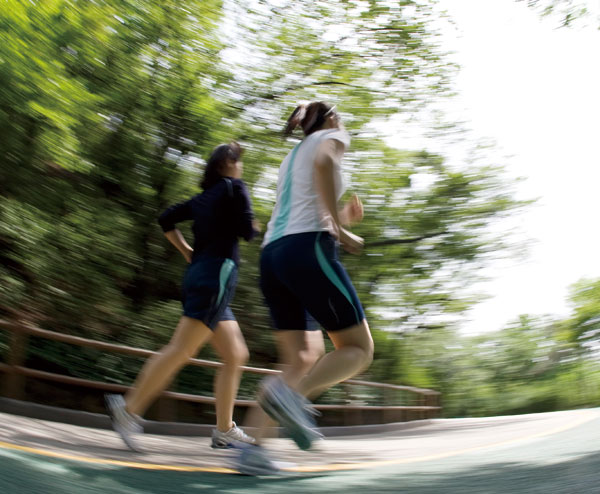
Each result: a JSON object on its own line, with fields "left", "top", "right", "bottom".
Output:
{"left": 234, "top": 445, "right": 281, "bottom": 476}
{"left": 211, "top": 438, "right": 232, "bottom": 449}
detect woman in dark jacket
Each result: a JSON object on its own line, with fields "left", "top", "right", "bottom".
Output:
{"left": 106, "top": 142, "right": 259, "bottom": 451}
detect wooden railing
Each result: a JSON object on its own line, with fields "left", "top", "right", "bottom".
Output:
{"left": 0, "top": 318, "right": 441, "bottom": 426}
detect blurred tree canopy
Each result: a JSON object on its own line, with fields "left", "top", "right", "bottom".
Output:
{"left": 518, "top": 0, "right": 594, "bottom": 27}
{"left": 1, "top": 0, "right": 598, "bottom": 416}
{"left": 567, "top": 278, "right": 600, "bottom": 353}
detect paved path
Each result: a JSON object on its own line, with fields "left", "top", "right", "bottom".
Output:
{"left": 1, "top": 408, "right": 599, "bottom": 493}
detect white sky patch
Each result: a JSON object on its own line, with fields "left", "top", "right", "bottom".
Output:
{"left": 386, "top": 0, "right": 600, "bottom": 335}
{"left": 409, "top": 172, "right": 438, "bottom": 191}
{"left": 450, "top": 1, "right": 600, "bottom": 334}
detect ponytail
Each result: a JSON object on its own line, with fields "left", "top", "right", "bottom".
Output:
{"left": 284, "top": 104, "right": 307, "bottom": 136}
{"left": 283, "top": 101, "right": 335, "bottom": 137}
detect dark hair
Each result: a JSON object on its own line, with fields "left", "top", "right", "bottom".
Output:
{"left": 284, "top": 101, "right": 336, "bottom": 137}
{"left": 200, "top": 141, "right": 243, "bottom": 190}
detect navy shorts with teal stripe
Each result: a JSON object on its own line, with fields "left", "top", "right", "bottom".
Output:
{"left": 182, "top": 255, "right": 237, "bottom": 329}
{"left": 260, "top": 231, "right": 365, "bottom": 332}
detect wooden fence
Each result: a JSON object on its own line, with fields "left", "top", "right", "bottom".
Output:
{"left": 0, "top": 318, "right": 441, "bottom": 426}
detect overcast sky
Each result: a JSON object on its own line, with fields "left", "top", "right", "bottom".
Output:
{"left": 390, "top": 0, "right": 600, "bottom": 335}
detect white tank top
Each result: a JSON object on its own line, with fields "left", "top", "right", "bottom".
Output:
{"left": 262, "top": 128, "right": 351, "bottom": 247}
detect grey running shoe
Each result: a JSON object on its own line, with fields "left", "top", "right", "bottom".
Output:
{"left": 211, "top": 422, "right": 256, "bottom": 449}
{"left": 235, "top": 445, "right": 280, "bottom": 476}
{"left": 105, "top": 394, "right": 142, "bottom": 452}
{"left": 257, "top": 376, "right": 322, "bottom": 451}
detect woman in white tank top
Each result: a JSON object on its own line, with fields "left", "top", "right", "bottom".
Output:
{"left": 262, "top": 126, "right": 351, "bottom": 246}
{"left": 239, "top": 102, "right": 375, "bottom": 473}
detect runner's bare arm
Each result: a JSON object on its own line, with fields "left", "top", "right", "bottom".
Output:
{"left": 164, "top": 229, "right": 193, "bottom": 263}
{"left": 314, "top": 139, "right": 363, "bottom": 254}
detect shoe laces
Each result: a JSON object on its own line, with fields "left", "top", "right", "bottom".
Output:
{"left": 226, "top": 423, "right": 256, "bottom": 443}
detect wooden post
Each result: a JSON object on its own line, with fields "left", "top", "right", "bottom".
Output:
{"left": 2, "top": 328, "right": 29, "bottom": 400}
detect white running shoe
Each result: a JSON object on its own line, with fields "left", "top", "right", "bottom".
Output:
{"left": 211, "top": 422, "right": 256, "bottom": 449}
{"left": 234, "top": 445, "right": 280, "bottom": 476}
{"left": 105, "top": 394, "right": 143, "bottom": 452}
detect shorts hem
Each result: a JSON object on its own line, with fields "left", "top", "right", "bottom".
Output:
{"left": 183, "top": 312, "right": 237, "bottom": 329}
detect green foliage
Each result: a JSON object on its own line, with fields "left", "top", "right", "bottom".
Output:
{"left": 2, "top": 0, "right": 597, "bottom": 419}
{"left": 398, "top": 311, "right": 600, "bottom": 417}
{"left": 517, "top": 0, "right": 592, "bottom": 27}
{"left": 567, "top": 278, "right": 600, "bottom": 353}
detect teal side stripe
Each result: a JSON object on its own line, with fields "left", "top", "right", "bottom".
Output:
{"left": 314, "top": 233, "right": 360, "bottom": 323}
{"left": 217, "top": 259, "right": 235, "bottom": 306}
{"left": 271, "top": 144, "right": 301, "bottom": 242}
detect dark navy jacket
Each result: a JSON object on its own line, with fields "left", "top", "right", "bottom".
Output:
{"left": 158, "top": 178, "right": 257, "bottom": 264}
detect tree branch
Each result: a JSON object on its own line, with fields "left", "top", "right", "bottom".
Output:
{"left": 367, "top": 231, "right": 446, "bottom": 247}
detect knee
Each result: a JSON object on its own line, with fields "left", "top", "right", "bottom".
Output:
{"left": 295, "top": 346, "right": 323, "bottom": 372}
{"left": 347, "top": 339, "right": 373, "bottom": 369}
{"left": 222, "top": 344, "right": 249, "bottom": 368}
{"left": 313, "top": 343, "right": 326, "bottom": 363}
{"left": 351, "top": 322, "right": 374, "bottom": 368}
{"left": 362, "top": 338, "right": 374, "bottom": 367}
